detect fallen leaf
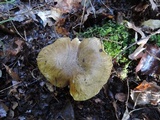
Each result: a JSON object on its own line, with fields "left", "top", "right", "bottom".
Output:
{"left": 11, "top": 102, "right": 18, "bottom": 110}
{"left": 94, "top": 98, "right": 103, "bottom": 104}
{"left": 0, "top": 39, "right": 24, "bottom": 59}
{"left": 36, "top": 0, "right": 81, "bottom": 27}
{"left": 135, "top": 44, "right": 160, "bottom": 75}
{"left": 3, "top": 64, "right": 20, "bottom": 81}
{"left": 142, "top": 19, "right": 160, "bottom": 30}
{"left": 121, "top": 108, "right": 130, "bottom": 120}
{"left": 13, "top": 5, "right": 37, "bottom": 22}
{"left": 129, "top": 30, "right": 160, "bottom": 59}
{"left": 149, "top": 0, "right": 158, "bottom": 10}
{"left": 115, "top": 93, "right": 127, "bottom": 102}
{"left": 54, "top": 0, "right": 81, "bottom": 13}
{"left": 37, "top": 8, "right": 63, "bottom": 27}
{"left": 131, "top": 80, "right": 160, "bottom": 105}
{"left": 18, "top": 116, "right": 26, "bottom": 120}
{"left": 14, "top": 39, "right": 24, "bottom": 55}
{"left": 0, "top": 102, "right": 8, "bottom": 118}
{"left": 133, "top": 2, "right": 149, "bottom": 12}
{"left": 53, "top": 17, "right": 69, "bottom": 35}
{"left": 55, "top": 26, "right": 69, "bottom": 35}
{"left": 8, "top": 109, "right": 14, "bottom": 118}
{"left": 6, "top": 39, "right": 24, "bottom": 56}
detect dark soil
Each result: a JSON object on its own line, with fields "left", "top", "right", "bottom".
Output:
{"left": 0, "top": 0, "right": 160, "bottom": 120}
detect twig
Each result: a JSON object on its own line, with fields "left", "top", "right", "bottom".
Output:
{"left": 0, "top": 82, "right": 21, "bottom": 93}
{"left": 10, "top": 21, "right": 26, "bottom": 41}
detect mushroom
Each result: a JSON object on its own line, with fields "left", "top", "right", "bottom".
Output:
{"left": 37, "top": 37, "right": 112, "bottom": 101}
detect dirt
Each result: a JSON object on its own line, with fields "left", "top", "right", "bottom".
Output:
{"left": 0, "top": 0, "right": 160, "bottom": 120}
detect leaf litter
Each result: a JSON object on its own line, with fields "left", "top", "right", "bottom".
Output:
{"left": 0, "top": 0, "right": 160, "bottom": 119}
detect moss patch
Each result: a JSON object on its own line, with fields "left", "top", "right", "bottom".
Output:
{"left": 79, "top": 21, "right": 135, "bottom": 62}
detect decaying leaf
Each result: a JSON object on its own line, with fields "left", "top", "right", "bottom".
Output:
{"left": 128, "top": 29, "right": 160, "bottom": 60}
{"left": 136, "top": 44, "right": 160, "bottom": 75}
{"left": 149, "top": 0, "right": 158, "bottom": 10}
{"left": 6, "top": 39, "right": 24, "bottom": 56}
{"left": 0, "top": 102, "right": 8, "bottom": 118}
{"left": 55, "top": 18, "right": 69, "bottom": 35}
{"left": 12, "top": 0, "right": 81, "bottom": 27}
{"left": 126, "top": 21, "right": 160, "bottom": 47}
{"left": 142, "top": 19, "right": 160, "bottom": 30}
{"left": 54, "top": 0, "right": 81, "bottom": 13}
{"left": 14, "top": 39, "right": 24, "bottom": 55}
{"left": 11, "top": 102, "right": 18, "bottom": 110}
{"left": 121, "top": 108, "right": 130, "bottom": 120}
{"left": 133, "top": 2, "right": 149, "bottom": 12}
{"left": 115, "top": 93, "right": 127, "bottom": 102}
{"left": 12, "top": 5, "right": 37, "bottom": 22}
{"left": 3, "top": 64, "right": 20, "bottom": 81}
{"left": 36, "top": 0, "right": 81, "bottom": 27}
{"left": 37, "top": 37, "right": 113, "bottom": 101}
{"left": 37, "top": 8, "right": 63, "bottom": 27}
{"left": 131, "top": 80, "right": 160, "bottom": 105}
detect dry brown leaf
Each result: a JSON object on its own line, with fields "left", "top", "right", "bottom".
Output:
{"left": 131, "top": 80, "right": 160, "bottom": 105}
{"left": 54, "top": 0, "right": 81, "bottom": 13}
{"left": 55, "top": 26, "right": 69, "bottom": 35}
{"left": 55, "top": 18, "right": 69, "bottom": 35}
{"left": 37, "top": 8, "right": 63, "bottom": 27}
{"left": 14, "top": 39, "right": 24, "bottom": 55}
{"left": 7, "top": 39, "right": 24, "bottom": 56}
{"left": 0, "top": 39, "right": 24, "bottom": 59}
{"left": 135, "top": 44, "right": 160, "bottom": 75}
{"left": 134, "top": 2, "right": 149, "bottom": 12}
{"left": 3, "top": 64, "right": 20, "bottom": 81}
{"left": 37, "top": 0, "right": 81, "bottom": 27}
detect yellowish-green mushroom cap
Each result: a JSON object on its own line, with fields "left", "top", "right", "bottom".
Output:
{"left": 37, "top": 37, "right": 112, "bottom": 101}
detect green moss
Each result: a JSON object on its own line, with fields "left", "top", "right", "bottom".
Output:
{"left": 150, "top": 34, "right": 160, "bottom": 46}
{"left": 79, "top": 21, "right": 135, "bottom": 62}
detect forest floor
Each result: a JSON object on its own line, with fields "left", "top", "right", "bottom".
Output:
{"left": 0, "top": 0, "right": 160, "bottom": 120}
